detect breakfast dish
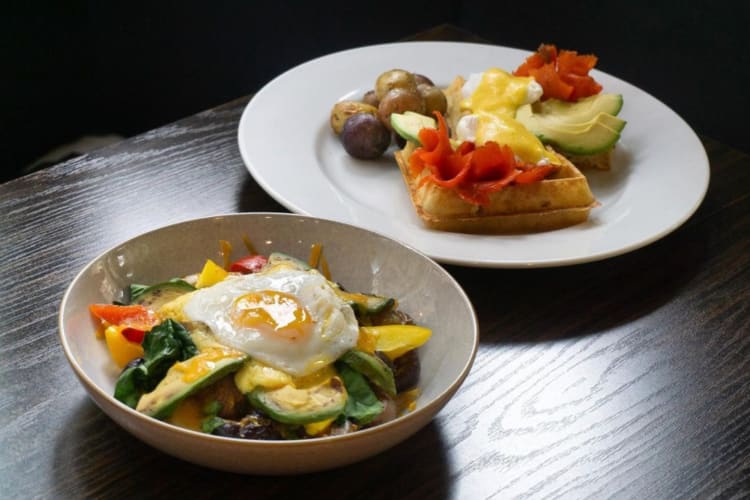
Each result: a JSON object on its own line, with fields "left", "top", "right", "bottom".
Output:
{"left": 60, "top": 213, "right": 478, "bottom": 474}
{"left": 89, "top": 243, "right": 432, "bottom": 440}
{"left": 334, "top": 59, "right": 603, "bottom": 234}
{"left": 238, "top": 42, "right": 710, "bottom": 267}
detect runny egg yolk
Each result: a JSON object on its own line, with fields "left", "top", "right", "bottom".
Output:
{"left": 230, "top": 290, "right": 313, "bottom": 342}
{"left": 462, "top": 68, "right": 558, "bottom": 165}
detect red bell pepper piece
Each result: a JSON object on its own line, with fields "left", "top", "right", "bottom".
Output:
{"left": 120, "top": 327, "right": 146, "bottom": 344}
{"left": 230, "top": 254, "right": 268, "bottom": 274}
{"left": 89, "top": 304, "right": 159, "bottom": 331}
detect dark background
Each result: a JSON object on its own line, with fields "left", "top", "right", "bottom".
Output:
{"left": 4, "top": 1, "right": 747, "bottom": 182}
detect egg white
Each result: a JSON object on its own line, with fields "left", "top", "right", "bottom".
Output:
{"left": 181, "top": 265, "right": 359, "bottom": 377}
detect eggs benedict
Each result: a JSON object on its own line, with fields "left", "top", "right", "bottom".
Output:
{"left": 448, "top": 68, "right": 561, "bottom": 166}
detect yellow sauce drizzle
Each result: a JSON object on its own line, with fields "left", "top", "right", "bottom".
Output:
{"left": 173, "top": 347, "right": 243, "bottom": 383}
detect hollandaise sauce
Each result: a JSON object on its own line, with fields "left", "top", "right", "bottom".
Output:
{"left": 461, "top": 68, "right": 558, "bottom": 165}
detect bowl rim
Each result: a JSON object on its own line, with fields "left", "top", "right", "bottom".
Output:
{"left": 58, "top": 212, "right": 479, "bottom": 448}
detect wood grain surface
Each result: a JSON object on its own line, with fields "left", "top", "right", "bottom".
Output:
{"left": 1, "top": 31, "right": 749, "bottom": 500}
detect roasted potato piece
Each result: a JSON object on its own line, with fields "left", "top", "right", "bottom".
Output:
{"left": 330, "top": 101, "right": 378, "bottom": 135}
{"left": 418, "top": 84, "right": 447, "bottom": 116}
{"left": 377, "top": 88, "right": 424, "bottom": 131}
{"left": 375, "top": 69, "right": 418, "bottom": 101}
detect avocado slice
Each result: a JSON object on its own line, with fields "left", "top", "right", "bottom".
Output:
{"left": 129, "top": 279, "right": 196, "bottom": 309}
{"left": 515, "top": 94, "right": 626, "bottom": 155}
{"left": 532, "top": 121, "right": 622, "bottom": 155}
{"left": 532, "top": 93, "right": 624, "bottom": 119}
{"left": 339, "top": 349, "right": 397, "bottom": 397}
{"left": 390, "top": 111, "right": 437, "bottom": 145}
{"left": 517, "top": 107, "right": 626, "bottom": 135}
{"left": 248, "top": 376, "right": 347, "bottom": 425}
{"left": 136, "top": 350, "right": 247, "bottom": 419}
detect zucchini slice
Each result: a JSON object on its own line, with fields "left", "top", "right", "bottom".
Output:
{"left": 335, "top": 289, "right": 395, "bottom": 316}
{"left": 129, "top": 279, "right": 196, "bottom": 309}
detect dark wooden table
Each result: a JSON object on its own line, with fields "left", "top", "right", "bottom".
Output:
{"left": 1, "top": 26, "right": 748, "bottom": 499}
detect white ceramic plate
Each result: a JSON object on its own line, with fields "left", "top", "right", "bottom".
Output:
{"left": 59, "top": 213, "right": 478, "bottom": 474}
{"left": 238, "top": 42, "right": 709, "bottom": 268}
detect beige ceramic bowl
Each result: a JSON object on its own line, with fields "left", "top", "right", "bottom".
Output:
{"left": 59, "top": 213, "right": 478, "bottom": 474}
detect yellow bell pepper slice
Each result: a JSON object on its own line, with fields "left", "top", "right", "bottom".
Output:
{"left": 104, "top": 324, "right": 144, "bottom": 368}
{"left": 358, "top": 325, "right": 432, "bottom": 360}
{"left": 195, "top": 259, "right": 228, "bottom": 288}
{"left": 304, "top": 416, "right": 336, "bottom": 436}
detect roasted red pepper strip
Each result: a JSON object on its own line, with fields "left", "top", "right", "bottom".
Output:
{"left": 514, "top": 43, "right": 602, "bottom": 101}
{"left": 420, "top": 152, "right": 473, "bottom": 189}
{"left": 514, "top": 165, "right": 558, "bottom": 184}
{"left": 419, "top": 112, "right": 453, "bottom": 168}
{"left": 409, "top": 112, "right": 557, "bottom": 206}
{"left": 528, "top": 65, "right": 575, "bottom": 101}
{"left": 418, "top": 127, "right": 439, "bottom": 150}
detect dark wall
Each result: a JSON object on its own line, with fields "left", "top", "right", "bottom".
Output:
{"left": 4, "top": 1, "right": 746, "bottom": 182}
{"left": 461, "top": 2, "right": 749, "bottom": 157}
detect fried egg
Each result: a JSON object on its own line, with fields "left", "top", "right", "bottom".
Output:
{"left": 456, "top": 68, "right": 558, "bottom": 165}
{"left": 181, "top": 263, "right": 358, "bottom": 377}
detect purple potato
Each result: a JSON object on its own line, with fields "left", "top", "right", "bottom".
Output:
{"left": 340, "top": 113, "right": 391, "bottom": 159}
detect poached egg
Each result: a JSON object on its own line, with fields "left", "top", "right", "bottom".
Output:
{"left": 456, "top": 68, "right": 558, "bottom": 165}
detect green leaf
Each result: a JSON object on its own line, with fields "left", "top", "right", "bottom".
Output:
{"left": 114, "top": 319, "right": 199, "bottom": 408}
{"left": 201, "top": 416, "right": 226, "bottom": 434}
{"left": 337, "top": 362, "right": 383, "bottom": 425}
{"left": 113, "top": 361, "right": 146, "bottom": 408}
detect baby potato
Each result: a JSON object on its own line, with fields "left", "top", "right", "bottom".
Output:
{"left": 340, "top": 113, "right": 391, "bottom": 159}
{"left": 418, "top": 84, "right": 447, "bottom": 116}
{"left": 375, "top": 69, "right": 418, "bottom": 101}
{"left": 413, "top": 73, "right": 435, "bottom": 86}
{"left": 377, "top": 88, "right": 424, "bottom": 131}
{"left": 330, "top": 101, "right": 378, "bottom": 135}
{"left": 362, "top": 90, "right": 379, "bottom": 107}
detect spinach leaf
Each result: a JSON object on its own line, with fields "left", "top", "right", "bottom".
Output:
{"left": 114, "top": 319, "right": 199, "bottom": 408}
{"left": 337, "top": 362, "right": 384, "bottom": 425}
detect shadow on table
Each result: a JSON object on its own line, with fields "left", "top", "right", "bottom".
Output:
{"left": 445, "top": 220, "right": 710, "bottom": 344}
{"left": 54, "top": 398, "right": 453, "bottom": 498}
{"left": 235, "top": 174, "right": 288, "bottom": 214}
